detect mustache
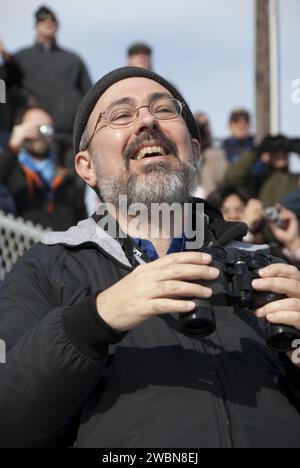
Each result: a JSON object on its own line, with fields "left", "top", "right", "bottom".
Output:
{"left": 123, "top": 130, "right": 178, "bottom": 161}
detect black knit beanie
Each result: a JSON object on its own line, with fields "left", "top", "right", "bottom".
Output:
{"left": 73, "top": 66, "right": 200, "bottom": 154}
{"left": 35, "top": 6, "right": 58, "bottom": 24}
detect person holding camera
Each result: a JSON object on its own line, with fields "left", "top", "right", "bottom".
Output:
{"left": 1, "top": 67, "right": 300, "bottom": 448}
{"left": 0, "top": 105, "right": 86, "bottom": 229}
{"left": 208, "top": 185, "right": 300, "bottom": 269}
{"left": 268, "top": 204, "right": 300, "bottom": 265}
{"left": 225, "top": 134, "right": 300, "bottom": 207}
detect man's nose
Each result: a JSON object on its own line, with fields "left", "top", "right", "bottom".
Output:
{"left": 135, "top": 106, "right": 160, "bottom": 134}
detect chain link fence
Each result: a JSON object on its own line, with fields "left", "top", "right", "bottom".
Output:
{"left": 0, "top": 211, "right": 49, "bottom": 281}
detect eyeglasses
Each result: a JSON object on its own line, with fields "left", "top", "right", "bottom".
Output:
{"left": 84, "top": 97, "right": 184, "bottom": 150}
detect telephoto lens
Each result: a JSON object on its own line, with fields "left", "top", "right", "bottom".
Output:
{"left": 179, "top": 246, "right": 227, "bottom": 338}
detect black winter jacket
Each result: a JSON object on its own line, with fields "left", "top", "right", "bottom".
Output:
{"left": 0, "top": 200, "right": 300, "bottom": 448}
{"left": 2, "top": 42, "right": 91, "bottom": 134}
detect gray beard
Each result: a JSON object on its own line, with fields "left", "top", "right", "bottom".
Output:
{"left": 94, "top": 160, "right": 197, "bottom": 209}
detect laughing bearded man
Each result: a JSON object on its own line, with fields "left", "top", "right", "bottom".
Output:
{"left": 1, "top": 67, "right": 300, "bottom": 448}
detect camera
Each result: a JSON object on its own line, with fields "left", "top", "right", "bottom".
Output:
{"left": 38, "top": 124, "right": 54, "bottom": 138}
{"left": 257, "top": 135, "right": 300, "bottom": 156}
{"left": 264, "top": 207, "right": 289, "bottom": 230}
{"left": 179, "top": 246, "right": 300, "bottom": 352}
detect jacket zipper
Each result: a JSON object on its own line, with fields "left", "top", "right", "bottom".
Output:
{"left": 209, "top": 352, "right": 235, "bottom": 448}
{"left": 202, "top": 341, "right": 236, "bottom": 448}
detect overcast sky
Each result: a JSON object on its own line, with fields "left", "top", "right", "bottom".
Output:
{"left": 1, "top": 0, "right": 299, "bottom": 137}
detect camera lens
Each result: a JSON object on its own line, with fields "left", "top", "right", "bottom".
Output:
{"left": 39, "top": 125, "right": 54, "bottom": 138}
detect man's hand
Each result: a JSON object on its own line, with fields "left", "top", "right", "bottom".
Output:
{"left": 9, "top": 123, "right": 40, "bottom": 150}
{"left": 253, "top": 263, "right": 300, "bottom": 367}
{"left": 260, "top": 151, "right": 271, "bottom": 164}
{"left": 96, "top": 252, "right": 219, "bottom": 333}
{"left": 0, "top": 39, "right": 10, "bottom": 62}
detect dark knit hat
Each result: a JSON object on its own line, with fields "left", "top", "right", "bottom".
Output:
{"left": 73, "top": 66, "right": 200, "bottom": 154}
{"left": 35, "top": 6, "right": 58, "bottom": 24}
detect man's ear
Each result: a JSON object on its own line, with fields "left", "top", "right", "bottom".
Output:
{"left": 191, "top": 138, "right": 201, "bottom": 162}
{"left": 75, "top": 151, "right": 97, "bottom": 188}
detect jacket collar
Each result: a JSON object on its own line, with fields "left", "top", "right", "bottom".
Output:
{"left": 41, "top": 198, "right": 249, "bottom": 268}
{"left": 34, "top": 40, "right": 59, "bottom": 52}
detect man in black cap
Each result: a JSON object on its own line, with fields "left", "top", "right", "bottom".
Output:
{"left": 0, "top": 5, "right": 92, "bottom": 165}
{"left": 1, "top": 67, "right": 300, "bottom": 448}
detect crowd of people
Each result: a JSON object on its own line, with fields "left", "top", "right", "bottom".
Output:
{"left": 0, "top": 5, "right": 299, "bottom": 252}
{"left": 196, "top": 111, "right": 300, "bottom": 270}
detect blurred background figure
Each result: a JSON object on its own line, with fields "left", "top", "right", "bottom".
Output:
{"left": 282, "top": 187, "right": 300, "bottom": 222}
{"left": 127, "top": 42, "right": 152, "bottom": 70}
{"left": 208, "top": 184, "right": 300, "bottom": 267}
{"left": 0, "top": 5, "right": 92, "bottom": 167}
{"left": 0, "top": 105, "right": 86, "bottom": 230}
{"left": 194, "top": 111, "right": 228, "bottom": 197}
{"left": 0, "top": 126, "right": 9, "bottom": 153}
{"left": 0, "top": 50, "right": 13, "bottom": 144}
{"left": 223, "top": 108, "right": 254, "bottom": 164}
{"left": 207, "top": 185, "right": 263, "bottom": 238}
{"left": 0, "top": 184, "right": 16, "bottom": 215}
{"left": 225, "top": 134, "right": 300, "bottom": 207}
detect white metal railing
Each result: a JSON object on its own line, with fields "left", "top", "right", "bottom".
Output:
{"left": 0, "top": 211, "right": 49, "bottom": 281}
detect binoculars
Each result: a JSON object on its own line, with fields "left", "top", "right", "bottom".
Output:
{"left": 179, "top": 246, "right": 300, "bottom": 352}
